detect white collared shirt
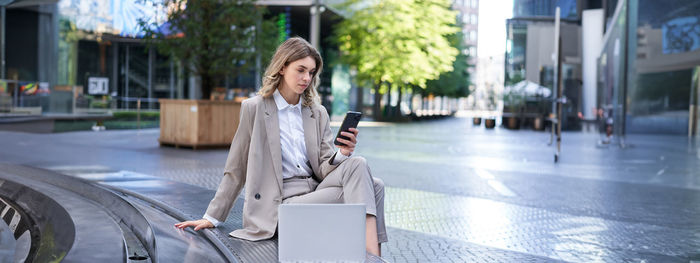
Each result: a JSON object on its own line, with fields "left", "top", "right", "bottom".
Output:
{"left": 203, "top": 90, "right": 348, "bottom": 227}
{"left": 272, "top": 90, "right": 349, "bottom": 177}
{"left": 273, "top": 89, "right": 314, "bottom": 179}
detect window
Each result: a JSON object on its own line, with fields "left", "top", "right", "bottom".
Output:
{"left": 470, "top": 47, "right": 477, "bottom": 56}
{"left": 470, "top": 31, "right": 477, "bottom": 41}
{"left": 471, "top": 14, "right": 478, "bottom": 25}
{"left": 472, "top": 0, "right": 478, "bottom": 8}
{"left": 462, "top": 14, "right": 470, "bottom": 24}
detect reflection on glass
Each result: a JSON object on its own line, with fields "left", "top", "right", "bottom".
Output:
{"left": 506, "top": 21, "right": 527, "bottom": 86}
{"left": 58, "top": 0, "right": 167, "bottom": 37}
{"left": 626, "top": 0, "right": 700, "bottom": 134}
{"left": 597, "top": 2, "right": 626, "bottom": 140}
{"left": 513, "top": 0, "right": 579, "bottom": 20}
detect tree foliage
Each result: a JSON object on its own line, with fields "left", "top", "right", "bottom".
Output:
{"left": 138, "top": 0, "right": 276, "bottom": 99}
{"left": 425, "top": 22, "right": 473, "bottom": 98}
{"left": 334, "top": 0, "right": 459, "bottom": 90}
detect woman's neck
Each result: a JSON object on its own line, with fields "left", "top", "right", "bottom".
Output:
{"left": 278, "top": 85, "right": 301, "bottom": 105}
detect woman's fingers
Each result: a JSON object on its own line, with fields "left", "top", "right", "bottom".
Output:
{"left": 341, "top": 132, "right": 357, "bottom": 144}
{"left": 338, "top": 129, "right": 358, "bottom": 156}
{"left": 348, "top": 128, "right": 359, "bottom": 143}
{"left": 337, "top": 137, "right": 355, "bottom": 148}
{"left": 175, "top": 219, "right": 213, "bottom": 231}
{"left": 349, "top": 128, "right": 359, "bottom": 137}
{"left": 174, "top": 221, "right": 195, "bottom": 229}
{"left": 194, "top": 221, "right": 213, "bottom": 231}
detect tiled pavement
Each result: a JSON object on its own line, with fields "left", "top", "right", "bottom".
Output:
{"left": 1, "top": 116, "right": 700, "bottom": 262}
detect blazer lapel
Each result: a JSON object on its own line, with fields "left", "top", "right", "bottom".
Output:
{"left": 263, "top": 96, "right": 284, "bottom": 193}
{"left": 302, "top": 106, "right": 320, "bottom": 176}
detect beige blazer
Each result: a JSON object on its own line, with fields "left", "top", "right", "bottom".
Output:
{"left": 204, "top": 95, "right": 342, "bottom": 241}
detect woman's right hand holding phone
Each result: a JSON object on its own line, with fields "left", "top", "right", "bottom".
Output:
{"left": 175, "top": 219, "right": 214, "bottom": 231}
{"left": 337, "top": 127, "right": 359, "bottom": 156}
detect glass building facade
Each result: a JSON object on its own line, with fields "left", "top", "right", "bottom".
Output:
{"left": 55, "top": 0, "right": 185, "bottom": 111}
{"left": 505, "top": 0, "right": 591, "bottom": 129}
{"left": 513, "top": 0, "right": 579, "bottom": 20}
{"left": 1, "top": 0, "right": 345, "bottom": 116}
{"left": 598, "top": 0, "right": 700, "bottom": 135}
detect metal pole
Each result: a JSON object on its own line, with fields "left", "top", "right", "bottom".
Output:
{"left": 137, "top": 98, "right": 141, "bottom": 130}
{"left": 125, "top": 46, "right": 129, "bottom": 110}
{"left": 169, "top": 58, "right": 174, "bottom": 99}
{"left": 554, "top": 7, "right": 562, "bottom": 162}
{"left": 177, "top": 59, "right": 183, "bottom": 99}
{"left": 690, "top": 66, "right": 699, "bottom": 138}
{"left": 13, "top": 80, "right": 17, "bottom": 109}
{"left": 255, "top": 15, "right": 261, "bottom": 91}
{"left": 71, "top": 85, "right": 76, "bottom": 113}
{"left": 112, "top": 42, "right": 118, "bottom": 100}
{"left": 309, "top": 0, "right": 321, "bottom": 50}
{"left": 619, "top": 0, "right": 630, "bottom": 147}
{"left": 148, "top": 47, "right": 153, "bottom": 109}
{"left": 0, "top": 6, "right": 5, "bottom": 80}
{"left": 556, "top": 36, "right": 563, "bottom": 162}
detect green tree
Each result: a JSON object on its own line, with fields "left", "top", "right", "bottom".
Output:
{"left": 425, "top": 21, "right": 473, "bottom": 98}
{"left": 334, "top": 0, "right": 459, "bottom": 120}
{"left": 138, "top": 0, "right": 276, "bottom": 99}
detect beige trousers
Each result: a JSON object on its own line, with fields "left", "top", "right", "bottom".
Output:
{"left": 281, "top": 156, "right": 387, "bottom": 243}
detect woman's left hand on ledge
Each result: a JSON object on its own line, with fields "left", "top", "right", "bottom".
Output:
{"left": 175, "top": 219, "right": 214, "bottom": 231}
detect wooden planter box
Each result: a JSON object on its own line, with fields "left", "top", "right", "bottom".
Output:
{"left": 158, "top": 99, "right": 241, "bottom": 149}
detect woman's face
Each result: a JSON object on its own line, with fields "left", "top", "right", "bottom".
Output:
{"left": 279, "top": 56, "right": 317, "bottom": 96}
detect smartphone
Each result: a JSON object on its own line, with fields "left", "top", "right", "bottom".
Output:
{"left": 334, "top": 111, "right": 362, "bottom": 147}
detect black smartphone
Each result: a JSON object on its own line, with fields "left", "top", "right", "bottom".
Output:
{"left": 334, "top": 111, "right": 362, "bottom": 146}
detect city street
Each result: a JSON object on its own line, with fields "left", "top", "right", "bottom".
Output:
{"left": 1, "top": 116, "right": 699, "bottom": 262}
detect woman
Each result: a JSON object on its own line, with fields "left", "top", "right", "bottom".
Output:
{"left": 175, "top": 37, "right": 387, "bottom": 256}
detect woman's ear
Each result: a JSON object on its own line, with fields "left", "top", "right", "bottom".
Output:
{"left": 279, "top": 66, "right": 285, "bottom": 76}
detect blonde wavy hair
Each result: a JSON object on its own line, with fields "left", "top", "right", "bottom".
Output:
{"left": 258, "top": 37, "right": 323, "bottom": 107}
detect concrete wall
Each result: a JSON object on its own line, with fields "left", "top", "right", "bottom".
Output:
{"left": 525, "top": 21, "right": 581, "bottom": 84}
{"left": 525, "top": 23, "right": 555, "bottom": 83}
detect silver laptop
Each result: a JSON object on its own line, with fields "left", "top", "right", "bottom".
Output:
{"left": 278, "top": 204, "right": 366, "bottom": 262}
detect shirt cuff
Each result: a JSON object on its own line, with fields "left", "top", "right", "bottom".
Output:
{"left": 203, "top": 214, "right": 222, "bottom": 227}
{"left": 331, "top": 150, "right": 350, "bottom": 165}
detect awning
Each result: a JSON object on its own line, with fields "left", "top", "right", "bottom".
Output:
{"left": 504, "top": 80, "right": 552, "bottom": 98}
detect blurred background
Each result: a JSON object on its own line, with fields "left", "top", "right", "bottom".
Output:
{"left": 1, "top": 0, "right": 697, "bottom": 139}
{"left": 2, "top": 1, "right": 700, "bottom": 262}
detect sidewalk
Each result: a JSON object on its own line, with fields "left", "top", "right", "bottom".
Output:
{"left": 1, "top": 116, "right": 699, "bottom": 262}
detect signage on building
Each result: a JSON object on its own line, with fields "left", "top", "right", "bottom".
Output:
{"left": 88, "top": 77, "right": 109, "bottom": 95}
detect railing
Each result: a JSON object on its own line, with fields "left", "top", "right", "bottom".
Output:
{"left": 73, "top": 96, "right": 161, "bottom": 114}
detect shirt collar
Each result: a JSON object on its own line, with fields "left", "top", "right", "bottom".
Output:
{"left": 273, "top": 89, "right": 302, "bottom": 111}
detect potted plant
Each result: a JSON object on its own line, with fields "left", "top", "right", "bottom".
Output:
{"left": 471, "top": 94, "right": 481, "bottom": 125}
{"left": 138, "top": 0, "right": 276, "bottom": 148}
{"left": 532, "top": 98, "right": 549, "bottom": 131}
{"left": 484, "top": 87, "right": 497, "bottom": 129}
{"left": 502, "top": 84, "right": 525, "bottom": 130}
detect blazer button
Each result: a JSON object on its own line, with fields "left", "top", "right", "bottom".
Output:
{"left": 255, "top": 193, "right": 261, "bottom": 200}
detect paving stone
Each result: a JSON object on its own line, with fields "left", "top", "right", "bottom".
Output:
{"left": 1, "top": 116, "right": 699, "bottom": 262}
